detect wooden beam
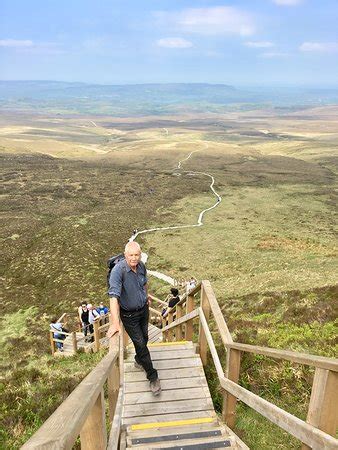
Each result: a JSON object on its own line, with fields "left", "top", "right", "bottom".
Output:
{"left": 72, "top": 331, "right": 78, "bottom": 353}
{"left": 167, "top": 310, "right": 174, "bottom": 341}
{"left": 161, "top": 309, "right": 199, "bottom": 334}
{"left": 148, "top": 294, "right": 168, "bottom": 306}
{"left": 108, "top": 334, "right": 120, "bottom": 421}
{"left": 49, "top": 331, "right": 55, "bottom": 356}
{"left": 198, "top": 283, "right": 211, "bottom": 366}
{"left": 219, "top": 377, "right": 338, "bottom": 450}
{"left": 223, "top": 349, "right": 241, "bottom": 428}
{"left": 80, "top": 389, "right": 107, "bottom": 450}
{"left": 201, "top": 280, "right": 233, "bottom": 345}
{"left": 198, "top": 308, "right": 223, "bottom": 378}
{"left": 176, "top": 304, "right": 183, "bottom": 341}
{"left": 21, "top": 349, "right": 119, "bottom": 449}
{"left": 94, "top": 320, "right": 100, "bottom": 352}
{"left": 227, "top": 342, "right": 338, "bottom": 372}
{"left": 107, "top": 388, "right": 124, "bottom": 450}
{"left": 185, "top": 294, "right": 195, "bottom": 341}
{"left": 301, "top": 369, "right": 338, "bottom": 450}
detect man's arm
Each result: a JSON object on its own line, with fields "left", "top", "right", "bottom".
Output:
{"left": 107, "top": 297, "right": 121, "bottom": 337}
{"left": 107, "top": 265, "right": 123, "bottom": 338}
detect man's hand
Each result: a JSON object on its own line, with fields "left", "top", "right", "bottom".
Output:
{"left": 147, "top": 295, "right": 152, "bottom": 306}
{"left": 107, "top": 322, "right": 121, "bottom": 338}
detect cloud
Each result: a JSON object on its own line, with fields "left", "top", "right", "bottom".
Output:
{"left": 157, "top": 38, "right": 193, "bottom": 49}
{"left": 299, "top": 42, "right": 338, "bottom": 53}
{"left": 245, "top": 41, "right": 274, "bottom": 48}
{"left": 0, "top": 38, "right": 65, "bottom": 55}
{"left": 272, "top": 0, "right": 303, "bottom": 5}
{"left": 259, "top": 51, "right": 289, "bottom": 58}
{"left": 154, "top": 7, "right": 255, "bottom": 36}
{"left": 0, "top": 39, "right": 33, "bottom": 48}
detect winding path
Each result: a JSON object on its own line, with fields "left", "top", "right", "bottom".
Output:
{"left": 130, "top": 141, "right": 222, "bottom": 285}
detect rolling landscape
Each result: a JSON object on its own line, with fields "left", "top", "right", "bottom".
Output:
{"left": 1, "top": 81, "right": 337, "bottom": 448}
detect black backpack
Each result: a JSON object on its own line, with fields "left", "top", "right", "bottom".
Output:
{"left": 107, "top": 253, "right": 125, "bottom": 287}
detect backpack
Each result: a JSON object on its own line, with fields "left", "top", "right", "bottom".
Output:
{"left": 107, "top": 253, "right": 125, "bottom": 287}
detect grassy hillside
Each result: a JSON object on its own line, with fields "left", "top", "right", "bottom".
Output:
{"left": 1, "top": 106, "right": 337, "bottom": 448}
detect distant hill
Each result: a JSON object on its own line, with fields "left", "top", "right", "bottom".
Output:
{"left": 0, "top": 81, "right": 337, "bottom": 116}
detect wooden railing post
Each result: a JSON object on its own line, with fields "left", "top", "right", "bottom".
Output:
{"left": 301, "top": 368, "right": 338, "bottom": 450}
{"left": 185, "top": 294, "right": 195, "bottom": 341}
{"left": 198, "top": 282, "right": 211, "bottom": 366}
{"left": 176, "top": 305, "right": 183, "bottom": 340}
{"left": 49, "top": 331, "right": 55, "bottom": 356}
{"left": 72, "top": 331, "right": 78, "bottom": 353}
{"left": 80, "top": 389, "right": 107, "bottom": 450}
{"left": 167, "top": 310, "right": 174, "bottom": 341}
{"left": 108, "top": 333, "right": 120, "bottom": 421}
{"left": 94, "top": 320, "right": 100, "bottom": 352}
{"left": 222, "top": 349, "right": 241, "bottom": 428}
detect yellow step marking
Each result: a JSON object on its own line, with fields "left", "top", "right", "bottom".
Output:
{"left": 148, "top": 341, "right": 189, "bottom": 347}
{"left": 130, "top": 417, "right": 214, "bottom": 431}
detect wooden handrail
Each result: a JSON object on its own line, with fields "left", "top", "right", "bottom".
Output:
{"left": 148, "top": 294, "right": 168, "bottom": 306}
{"left": 161, "top": 309, "right": 199, "bottom": 333}
{"left": 227, "top": 342, "right": 338, "bottom": 372}
{"left": 22, "top": 334, "right": 120, "bottom": 449}
{"left": 198, "top": 308, "right": 338, "bottom": 450}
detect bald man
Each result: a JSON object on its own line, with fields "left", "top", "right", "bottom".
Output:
{"left": 107, "top": 241, "right": 161, "bottom": 396}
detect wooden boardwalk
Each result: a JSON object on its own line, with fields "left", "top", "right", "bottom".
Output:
{"left": 121, "top": 341, "right": 246, "bottom": 449}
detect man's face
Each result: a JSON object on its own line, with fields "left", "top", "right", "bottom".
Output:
{"left": 125, "top": 247, "right": 141, "bottom": 269}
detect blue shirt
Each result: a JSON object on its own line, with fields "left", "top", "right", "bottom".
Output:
{"left": 108, "top": 259, "right": 148, "bottom": 311}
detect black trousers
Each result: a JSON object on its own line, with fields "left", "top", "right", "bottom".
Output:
{"left": 120, "top": 305, "right": 158, "bottom": 382}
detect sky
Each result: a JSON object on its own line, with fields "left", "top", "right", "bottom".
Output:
{"left": 0, "top": 0, "right": 338, "bottom": 86}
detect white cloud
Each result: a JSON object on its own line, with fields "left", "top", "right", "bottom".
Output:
{"left": 300, "top": 42, "right": 338, "bottom": 53}
{"left": 154, "top": 7, "right": 255, "bottom": 37}
{"left": 273, "top": 0, "right": 303, "bottom": 5}
{"left": 259, "top": 51, "right": 289, "bottom": 58}
{"left": 0, "top": 38, "right": 65, "bottom": 55}
{"left": 0, "top": 39, "right": 33, "bottom": 48}
{"left": 245, "top": 41, "right": 274, "bottom": 48}
{"left": 157, "top": 38, "right": 193, "bottom": 49}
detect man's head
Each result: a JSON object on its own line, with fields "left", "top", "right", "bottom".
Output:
{"left": 81, "top": 302, "right": 87, "bottom": 310}
{"left": 124, "top": 241, "right": 141, "bottom": 270}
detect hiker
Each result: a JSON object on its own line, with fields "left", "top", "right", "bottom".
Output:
{"left": 188, "top": 277, "right": 197, "bottom": 291}
{"left": 50, "top": 317, "right": 66, "bottom": 352}
{"left": 80, "top": 303, "right": 91, "bottom": 341}
{"left": 107, "top": 241, "right": 161, "bottom": 396}
{"left": 97, "top": 302, "right": 109, "bottom": 324}
{"left": 162, "top": 287, "right": 180, "bottom": 318}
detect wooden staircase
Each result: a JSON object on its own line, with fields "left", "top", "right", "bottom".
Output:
{"left": 24, "top": 280, "right": 338, "bottom": 450}
{"left": 122, "top": 341, "right": 246, "bottom": 449}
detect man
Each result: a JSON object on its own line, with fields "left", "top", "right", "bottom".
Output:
{"left": 107, "top": 241, "right": 161, "bottom": 396}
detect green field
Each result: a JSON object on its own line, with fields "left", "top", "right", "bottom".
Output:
{"left": 1, "top": 104, "right": 337, "bottom": 448}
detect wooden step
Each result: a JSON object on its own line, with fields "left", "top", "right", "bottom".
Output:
{"left": 125, "top": 386, "right": 211, "bottom": 406}
{"left": 126, "top": 435, "right": 233, "bottom": 449}
{"left": 123, "top": 411, "right": 217, "bottom": 427}
{"left": 123, "top": 397, "right": 214, "bottom": 419}
{"left": 125, "top": 356, "right": 201, "bottom": 373}
{"left": 126, "top": 349, "right": 197, "bottom": 362}
{"left": 125, "top": 376, "right": 208, "bottom": 394}
{"left": 128, "top": 428, "right": 223, "bottom": 446}
{"left": 125, "top": 366, "right": 205, "bottom": 383}
{"left": 127, "top": 421, "right": 220, "bottom": 438}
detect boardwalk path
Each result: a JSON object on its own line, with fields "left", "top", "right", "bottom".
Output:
{"left": 130, "top": 142, "right": 221, "bottom": 285}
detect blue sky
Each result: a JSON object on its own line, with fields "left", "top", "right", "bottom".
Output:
{"left": 0, "top": 0, "right": 337, "bottom": 86}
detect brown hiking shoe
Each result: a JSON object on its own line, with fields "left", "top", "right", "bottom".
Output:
{"left": 150, "top": 378, "right": 161, "bottom": 396}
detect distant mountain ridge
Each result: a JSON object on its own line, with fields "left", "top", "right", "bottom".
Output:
{"left": 0, "top": 80, "right": 337, "bottom": 116}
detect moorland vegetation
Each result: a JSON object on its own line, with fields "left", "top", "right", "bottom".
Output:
{"left": 1, "top": 90, "right": 337, "bottom": 448}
